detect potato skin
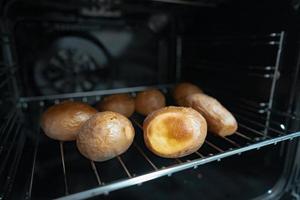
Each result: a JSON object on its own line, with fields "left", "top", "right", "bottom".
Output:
{"left": 40, "top": 101, "right": 97, "bottom": 141}
{"left": 173, "top": 82, "right": 203, "bottom": 105}
{"left": 184, "top": 93, "right": 237, "bottom": 136}
{"left": 135, "top": 89, "right": 166, "bottom": 116}
{"left": 96, "top": 94, "right": 135, "bottom": 117}
{"left": 76, "top": 111, "right": 135, "bottom": 162}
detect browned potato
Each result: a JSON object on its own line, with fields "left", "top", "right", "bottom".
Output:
{"left": 96, "top": 94, "right": 135, "bottom": 117}
{"left": 76, "top": 111, "right": 135, "bottom": 161}
{"left": 41, "top": 101, "right": 97, "bottom": 141}
{"left": 135, "top": 89, "right": 166, "bottom": 116}
{"left": 184, "top": 93, "right": 237, "bottom": 136}
{"left": 143, "top": 106, "right": 207, "bottom": 158}
{"left": 173, "top": 82, "right": 203, "bottom": 105}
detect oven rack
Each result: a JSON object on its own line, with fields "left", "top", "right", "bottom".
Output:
{"left": 14, "top": 85, "right": 300, "bottom": 200}
{"left": 149, "top": 0, "right": 217, "bottom": 7}
{"left": 30, "top": 114, "right": 300, "bottom": 200}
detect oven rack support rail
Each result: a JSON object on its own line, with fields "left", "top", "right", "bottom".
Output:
{"left": 18, "top": 84, "right": 173, "bottom": 103}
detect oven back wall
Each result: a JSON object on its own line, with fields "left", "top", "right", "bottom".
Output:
{"left": 14, "top": 18, "right": 173, "bottom": 96}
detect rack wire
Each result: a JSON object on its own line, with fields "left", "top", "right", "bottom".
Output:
{"left": 149, "top": 0, "right": 217, "bottom": 7}
{"left": 16, "top": 85, "right": 300, "bottom": 200}
{"left": 0, "top": 30, "right": 23, "bottom": 199}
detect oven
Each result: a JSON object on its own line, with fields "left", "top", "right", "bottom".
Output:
{"left": 1, "top": 0, "right": 300, "bottom": 199}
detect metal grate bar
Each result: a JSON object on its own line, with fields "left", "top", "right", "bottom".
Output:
{"left": 117, "top": 156, "right": 132, "bottom": 178}
{"left": 191, "top": 63, "right": 275, "bottom": 73}
{"left": 219, "top": 136, "right": 241, "bottom": 147}
{"left": 270, "top": 109, "right": 300, "bottom": 121}
{"left": 19, "top": 84, "right": 173, "bottom": 102}
{"left": 231, "top": 108, "right": 288, "bottom": 129}
{"left": 204, "top": 140, "right": 224, "bottom": 153}
{"left": 264, "top": 31, "right": 285, "bottom": 137}
{"left": 0, "top": 124, "right": 22, "bottom": 175}
{"left": 234, "top": 131, "right": 253, "bottom": 141}
{"left": 0, "top": 76, "right": 11, "bottom": 88}
{"left": 90, "top": 161, "right": 102, "bottom": 185}
{"left": 186, "top": 32, "right": 281, "bottom": 40}
{"left": 131, "top": 118, "right": 143, "bottom": 129}
{"left": 131, "top": 117, "right": 183, "bottom": 164}
{"left": 0, "top": 109, "right": 16, "bottom": 137}
{"left": 60, "top": 142, "right": 69, "bottom": 195}
{"left": 239, "top": 123, "right": 270, "bottom": 138}
{"left": 0, "top": 115, "right": 18, "bottom": 153}
{"left": 186, "top": 41, "right": 280, "bottom": 46}
{"left": 195, "top": 151, "right": 205, "bottom": 158}
{"left": 189, "top": 65, "right": 275, "bottom": 79}
{"left": 1, "top": 130, "right": 25, "bottom": 199}
{"left": 150, "top": 0, "right": 216, "bottom": 7}
{"left": 133, "top": 143, "right": 158, "bottom": 171}
{"left": 0, "top": 69, "right": 15, "bottom": 77}
{"left": 235, "top": 114, "right": 284, "bottom": 135}
{"left": 26, "top": 130, "right": 40, "bottom": 199}
{"left": 130, "top": 118, "right": 160, "bottom": 170}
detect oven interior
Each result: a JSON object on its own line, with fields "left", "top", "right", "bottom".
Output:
{"left": 1, "top": 0, "right": 300, "bottom": 199}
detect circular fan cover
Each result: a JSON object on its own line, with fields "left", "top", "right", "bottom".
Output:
{"left": 34, "top": 36, "right": 109, "bottom": 94}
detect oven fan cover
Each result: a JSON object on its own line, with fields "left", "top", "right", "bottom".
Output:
{"left": 34, "top": 36, "right": 109, "bottom": 95}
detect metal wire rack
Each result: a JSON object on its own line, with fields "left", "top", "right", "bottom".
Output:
{"left": 14, "top": 84, "right": 300, "bottom": 200}
{"left": 0, "top": 30, "right": 24, "bottom": 200}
